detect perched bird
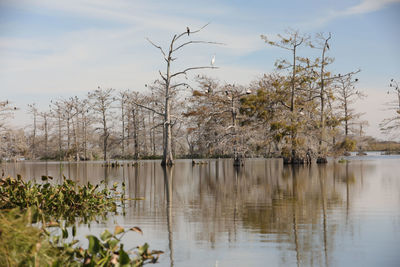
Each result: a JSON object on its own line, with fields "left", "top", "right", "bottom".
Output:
{"left": 355, "top": 78, "right": 359, "bottom": 82}
{"left": 186, "top": 27, "right": 190, "bottom": 36}
{"left": 246, "top": 89, "right": 251, "bottom": 94}
{"left": 326, "top": 43, "right": 330, "bottom": 50}
{"left": 211, "top": 55, "right": 215, "bottom": 67}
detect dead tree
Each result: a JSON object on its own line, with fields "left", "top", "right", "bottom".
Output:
{"left": 88, "top": 87, "right": 115, "bottom": 161}
{"left": 380, "top": 78, "right": 400, "bottom": 138}
{"left": 50, "top": 101, "right": 64, "bottom": 160}
{"left": 137, "top": 23, "right": 222, "bottom": 166}
{"left": 335, "top": 72, "right": 364, "bottom": 138}
{"left": 310, "top": 33, "right": 333, "bottom": 163}
{"left": 27, "top": 103, "right": 38, "bottom": 159}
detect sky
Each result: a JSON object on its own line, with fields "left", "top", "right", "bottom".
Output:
{"left": 0, "top": 0, "right": 399, "bottom": 139}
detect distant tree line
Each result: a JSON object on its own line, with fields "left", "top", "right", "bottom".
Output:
{"left": 1, "top": 29, "right": 398, "bottom": 163}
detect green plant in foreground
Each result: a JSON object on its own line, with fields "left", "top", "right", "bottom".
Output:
{"left": 57, "top": 226, "right": 163, "bottom": 267}
{"left": 0, "top": 209, "right": 163, "bottom": 266}
{"left": 0, "top": 208, "right": 67, "bottom": 267}
{"left": 0, "top": 174, "right": 162, "bottom": 267}
{"left": 0, "top": 175, "right": 118, "bottom": 225}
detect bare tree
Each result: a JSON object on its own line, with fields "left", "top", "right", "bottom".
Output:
{"left": 309, "top": 33, "right": 334, "bottom": 162}
{"left": 50, "top": 101, "right": 64, "bottom": 160}
{"left": 88, "top": 87, "right": 115, "bottom": 161}
{"left": 39, "top": 111, "right": 50, "bottom": 159}
{"left": 0, "top": 100, "right": 18, "bottom": 160}
{"left": 380, "top": 78, "right": 400, "bottom": 138}
{"left": 27, "top": 103, "right": 38, "bottom": 159}
{"left": 137, "top": 23, "right": 221, "bottom": 166}
{"left": 0, "top": 100, "right": 17, "bottom": 132}
{"left": 335, "top": 72, "right": 364, "bottom": 138}
{"left": 118, "top": 90, "right": 130, "bottom": 157}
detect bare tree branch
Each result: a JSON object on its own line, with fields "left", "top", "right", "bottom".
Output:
{"left": 170, "top": 82, "right": 192, "bottom": 90}
{"left": 146, "top": 38, "right": 168, "bottom": 61}
{"left": 325, "top": 69, "right": 361, "bottom": 81}
{"left": 159, "top": 70, "right": 167, "bottom": 82}
{"left": 170, "top": 66, "right": 218, "bottom": 79}
{"left": 132, "top": 101, "right": 164, "bottom": 117}
{"left": 176, "top": 22, "right": 211, "bottom": 40}
{"left": 173, "top": 40, "right": 225, "bottom": 53}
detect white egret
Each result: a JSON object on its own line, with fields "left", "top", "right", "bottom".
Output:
{"left": 211, "top": 55, "right": 215, "bottom": 67}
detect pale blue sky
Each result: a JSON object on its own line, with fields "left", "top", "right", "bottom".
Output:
{"left": 0, "top": 0, "right": 399, "bottom": 139}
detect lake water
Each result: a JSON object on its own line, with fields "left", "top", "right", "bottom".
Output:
{"left": 2, "top": 155, "right": 400, "bottom": 267}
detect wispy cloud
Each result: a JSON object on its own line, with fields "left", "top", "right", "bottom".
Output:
{"left": 0, "top": 0, "right": 267, "bottom": 98}
{"left": 299, "top": 0, "right": 400, "bottom": 29}
{"left": 342, "top": 0, "right": 400, "bottom": 15}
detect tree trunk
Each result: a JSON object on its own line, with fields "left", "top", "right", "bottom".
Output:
{"left": 132, "top": 109, "right": 139, "bottom": 160}
{"left": 162, "top": 52, "right": 174, "bottom": 166}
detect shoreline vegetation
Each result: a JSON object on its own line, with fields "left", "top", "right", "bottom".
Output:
{"left": 1, "top": 29, "right": 398, "bottom": 166}
{"left": 1, "top": 140, "right": 399, "bottom": 164}
{"left": 0, "top": 175, "right": 162, "bottom": 266}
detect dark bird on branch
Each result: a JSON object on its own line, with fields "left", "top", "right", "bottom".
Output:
{"left": 326, "top": 43, "right": 330, "bottom": 50}
{"left": 186, "top": 27, "right": 190, "bottom": 36}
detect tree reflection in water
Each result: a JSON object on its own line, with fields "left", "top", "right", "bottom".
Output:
{"left": 2, "top": 159, "right": 386, "bottom": 266}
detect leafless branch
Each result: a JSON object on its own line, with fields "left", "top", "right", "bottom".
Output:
{"left": 173, "top": 40, "right": 225, "bottom": 53}
{"left": 170, "top": 83, "right": 192, "bottom": 90}
{"left": 171, "top": 66, "right": 218, "bottom": 79}
{"left": 132, "top": 101, "right": 164, "bottom": 117}
{"left": 279, "top": 100, "right": 291, "bottom": 109}
{"left": 325, "top": 69, "right": 361, "bottom": 81}
{"left": 146, "top": 38, "right": 168, "bottom": 61}
{"left": 151, "top": 122, "right": 164, "bottom": 130}
{"left": 176, "top": 22, "right": 211, "bottom": 40}
{"left": 158, "top": 70, "right": 167, "bottom": 82}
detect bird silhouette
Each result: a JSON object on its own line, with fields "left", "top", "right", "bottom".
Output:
{"left": 326, "top": 43, "right": 330, "bottom": 50}
{"left": 186, "top": 27, "right": 190, "bottom": 36}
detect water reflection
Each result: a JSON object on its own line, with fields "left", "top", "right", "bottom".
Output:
{"left": 1, "top": 158, "right": 400, "bottom": 267}
{"left": 163, "top": 166, "right": 174, "bottom": 267}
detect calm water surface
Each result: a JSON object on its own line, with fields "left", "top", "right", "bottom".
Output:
{"left": 2, "top": 155, "right": 400, "bottom": 267}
